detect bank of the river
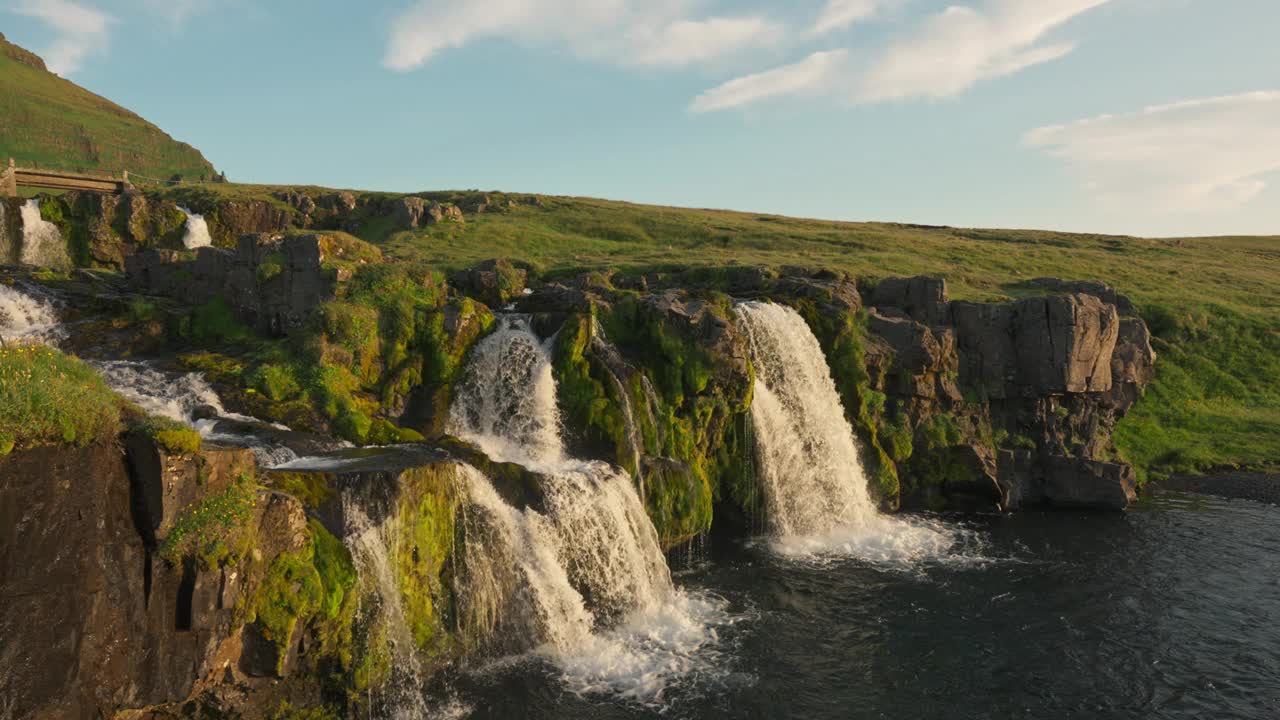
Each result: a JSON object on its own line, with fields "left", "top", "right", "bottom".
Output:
{"left": 1157, "top": 469, "right": 1280, "bottom": 505}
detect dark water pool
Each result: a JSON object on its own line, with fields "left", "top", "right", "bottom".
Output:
{"left": 437, "top": 493, "right": 1280, "bottom": 719}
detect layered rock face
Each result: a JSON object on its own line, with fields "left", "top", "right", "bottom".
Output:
{"left": 0, "top": 439, "right": 324, "bottom": 718}
{"left": 860, "top": 276, "right": 1154, "bottom": 510}
{"left": 125, "top": 234, "right": 338, "bottom": 335}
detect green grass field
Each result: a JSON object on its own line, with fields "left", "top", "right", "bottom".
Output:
{"left": 0, "top": 34, "right": 216, "bottom": 182}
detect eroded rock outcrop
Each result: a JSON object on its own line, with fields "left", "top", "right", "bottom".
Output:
{"left": 125, "top": 233, "right": 339, "bottom": 335}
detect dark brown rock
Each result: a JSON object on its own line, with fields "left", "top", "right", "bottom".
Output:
{"left": 867, "top": 275, "right": 949, "bottom": 325}
{"left": 1013, "top": 293, "right": 1118, "bottom": 394}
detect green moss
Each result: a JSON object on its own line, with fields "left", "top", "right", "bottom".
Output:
{"left": 257, "top": 252, "right": 286, "bottom": 282}
{"left": 157, "top": 474, "right": 258, "bottom": 566}
{"left": 250, "top": 363, "right": 302, "bottom": 402}
{"left": 366, "top": 418, "right": 425, "bottom": 445}
{"left": 181, "top": 297, "right": 253, "bottom": 344}
{"left": 249, "top": 541, "right": 326, "bottom": 673}
{"left": 134, "top": 414, "right": 202, "bottom": 455}
{"left": 394, "top": 465, "right": 458, "bottom": 655}
{"left": 269, "top": 471, "right": 336, "bottom": 508}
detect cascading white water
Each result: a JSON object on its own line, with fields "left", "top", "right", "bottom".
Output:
{"left": 0, "top": 284, "right": 64, "bottom": 345}
{"left": 18, "top": 200, "right": 70, "bottom": 270}
{"left": 448, "top": 316, "right": 731, "bottom": 705}
{"left": 448, "top": 315, "right": 563, "bottom": 468}
{"left": 178, "top": 207, "right": 212, "bottom": 249}
{"left": 90, "top": 360, "right": 298, "bottom": 466}
{"left": 735, "top": 301, "right": 956, "bottom": 561}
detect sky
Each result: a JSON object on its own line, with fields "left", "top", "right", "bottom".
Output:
{"left": 3, "top": 0, "right": 1279, "bottom": 237}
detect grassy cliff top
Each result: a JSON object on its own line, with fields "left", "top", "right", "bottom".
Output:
{"left": 148, "top": 181, "right": 1280, "bottom": 477}
{"left": 0, "top": 33, "right": 217, "bottom": 182}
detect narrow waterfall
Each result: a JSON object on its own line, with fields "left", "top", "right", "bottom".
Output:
{"left": 18, "top": 200, "right": 70, "bottom": 270}
{"left": 178, "top": 207, "right": 212, "bottom": 249}
{"left": 589, "top": 317, "right": 644, "bottom": 484}
{"left": 0, "top": 284, "right": 64, "bottom": 345}
{"left": 341, "top": 493, "right": 431, "bottom": 720}
{"left": 735, "top": 301, "right": 955, "bottom": 561}
{"left": 448, "top": 315, "right": 729, "bottom": 704}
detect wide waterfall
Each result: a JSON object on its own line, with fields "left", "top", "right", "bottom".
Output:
{"left": 18, "top": 200, "right": 70, "bottom": 270}
{"left": 735, "top": 301, "right": 957, "bottom": 562}
{"left": 179, "top": 207, "right": 212, "bottom": 249}
{"left": 448, "top": 315, "right": 730, "bottom": 704}
{"left": 0, "top": 283, "right": 64, "bottom": 345}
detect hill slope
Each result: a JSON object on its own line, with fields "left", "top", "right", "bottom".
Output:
{"left": 0, "top": 32, "right": 217, "bottom": 182}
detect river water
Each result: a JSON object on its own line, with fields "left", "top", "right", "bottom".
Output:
{"left": 438, "top": 492, "right": 1280, "bottom": 719}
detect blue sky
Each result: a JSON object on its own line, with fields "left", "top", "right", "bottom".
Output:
{"left": 4, "top": 0, "right": 1279, "bottom": 237}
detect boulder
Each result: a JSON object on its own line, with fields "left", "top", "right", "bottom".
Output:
{"left": 867, "top": 275, "right": 949, "bottom": 325}
{"left": 1043, "top": 456, "right": 1136, "bottom": 510}
{"left": 395, "top": 196, "right": 426, "bottom": 229}
{"left": 1023, "top": 277, "right": 1137, "bottom": 317}
{"left": 1013, "top": 293, "right": 1118, "bottom": 394}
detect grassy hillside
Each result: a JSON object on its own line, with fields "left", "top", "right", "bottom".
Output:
{"left": 161, "top": 183, "right": 1279, "bottom": 480}
{"left": 0, "top": 33, "right": 216, "bottom": 182}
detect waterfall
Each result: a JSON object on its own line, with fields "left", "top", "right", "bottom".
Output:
{"left": 735, "top": 301, "right": 956, "bottom": 561}
{"left": 18, "top": 200, "right": 70, "bottom": 270}
{"left": 448, "top": 315, "right": 730, "bottom": 704}
{"left": 447, "top": 315, "right": 563, "bottom": 468}
{"left": 341, "top": 492, "right": 431, "bottom": 720}
{"left": 0, "top": 284, "right": 64, "bottom": 346}
{"left": 589, "top": 317, "right": 644, "bottom": 484}
{"left": 179, "top": 207, "right": 212, "bottom": 249}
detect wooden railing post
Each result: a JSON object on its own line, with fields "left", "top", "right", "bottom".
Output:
{"left": 1, "top": 158, "right": 16, "bottom": 197}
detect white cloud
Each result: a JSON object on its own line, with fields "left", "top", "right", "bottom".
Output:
{"left": 140, "top": 0, "right": 209, "bottom": 28}
{"left": 11, "top": 0, "right": 113, "bottom": 75}
{"left": 1024, "top": 91, "right": 1280, "bottom": 213}
{"left": 694, "top": 0, "right": 1109, "bottom": 112}
{"left": 813, "top": 0, "right": 891, "bottom": 34}
{"left": 859, "top": 0, "right": 1109, "bottom": 102}
{"left": 691, "top": 49, "right": 848, "bottom": 113}
{"left": 384, "top": 0, "right": 781, "bottom": 71}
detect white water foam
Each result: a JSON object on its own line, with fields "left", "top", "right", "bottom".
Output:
{"left": 18, "top": 200, "right": 70, "bottom": 270}
{"left": 0, "top": 284, "right": 64, "bottom": 345}
{"left": 449, "top": 316, "right": 735, "bottom": 706}
{"left": 91, "top": 360, "right": 297, "bottom": 466}
{"left": 735, "top": 301, "right": 962, "bottom": 565}
{"left": 179, "top": 207, "right": 212, "bottom": 249}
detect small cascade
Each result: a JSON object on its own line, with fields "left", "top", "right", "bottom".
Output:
{"left": 735, "top": 301, "right": 955, "bottom": 561}
{"left": 448, "top": 315, "right": 563, "bottom": 467}
{"left": 18, "top": 200, "right": 70, "bottom": 270}
{"left": 90, "top": 360, "right": 298, "bottom": 467}
{"left": 178, "top": 207, "right": 212, "bottom": 249}
{"left": 342, "top": 493, "right": 431, "bottom": 720}
{"left": 0, "top": 284, "right": 64, "bottom": 345}
{"left": 449, "top": 315, "right": 730, "bottom": 704}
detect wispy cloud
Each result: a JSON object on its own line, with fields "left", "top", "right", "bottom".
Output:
{"left": 384, "top": 0, "right": 782, "bottom": 72}
{"left": 691, "top": 49, "right": 848, "bottom": 113}
{"left": 813, "top": 0, "right": 894, "bottom": 35}
{"left": 694, "top": 0, "right": 1109, "bottom": 111}
{"left": 1024, "top": 91, "right": 1280, "bottom": 213}
{"left": 11, "top": 0, "right": 113, "bottom": 75}
{"left": 859, "top": 0, "right": 1108, "bottom": 102}
{"left": 140, "top": 0, "right": 209, "bottom": 28}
